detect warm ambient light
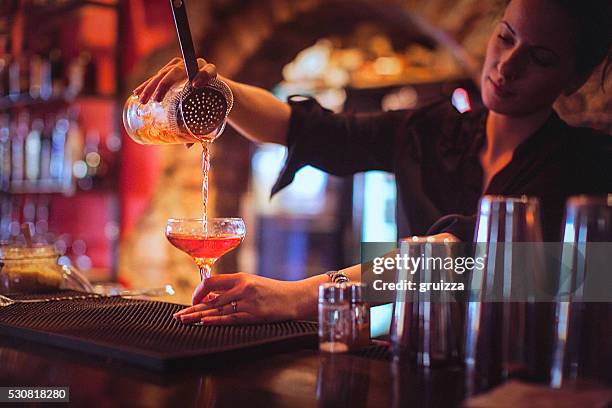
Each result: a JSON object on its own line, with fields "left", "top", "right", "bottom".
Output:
{"left": 451, "top": 87, "right": 471, "bottom": 113}
{"left": 374, "top": 56, "right": 402, "bottom": 76}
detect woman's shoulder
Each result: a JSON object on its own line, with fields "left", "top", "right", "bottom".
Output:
{"left": 562, "top": 119, "right": 612, "bottom": 153}
{"left": 561, "top": 118, "right": 612, "bottom": 191}
{"left": 400, "top": 97, "right": 484, "bottom": 122}
{"left": 391, "top": 98, "right": 486, "bottom": 140}
{"left": 287, "top": 94, "right": 480, "bottom": 124}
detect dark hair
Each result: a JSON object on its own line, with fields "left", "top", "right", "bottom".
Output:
{"left": 500, "top": 0, "right": 612, "bottom": 89}
{"left": 554, "top": 0, "right": 612, "bottom": 88}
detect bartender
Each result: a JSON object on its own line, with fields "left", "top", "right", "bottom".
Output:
{"left": 133, "top": 0, "right": 612, "bottom": 325}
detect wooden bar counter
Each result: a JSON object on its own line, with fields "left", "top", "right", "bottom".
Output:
{"left": 0, "top": 336, "right": 465, "bottom": 407}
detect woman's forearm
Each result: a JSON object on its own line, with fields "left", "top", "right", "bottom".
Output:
{"left": 222, "top": 77, "right": 291, "bottom": 146}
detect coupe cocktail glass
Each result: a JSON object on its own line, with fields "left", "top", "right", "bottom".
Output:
{"left": 165, "top": 218, "right": 246, "bottom": 281}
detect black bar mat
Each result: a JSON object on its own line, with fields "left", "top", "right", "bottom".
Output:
{"left": 0, "top": 292, "right": 318, "bottom": 370}
{"left": 353, "top": 344, "right": 392, "bottom": 361}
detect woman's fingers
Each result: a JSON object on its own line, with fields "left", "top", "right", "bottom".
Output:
{"left": 140, "top": 63, "right": 186, "bottom": 103}
{"left": 152, "top": 66, "right": 186, "bottom": 102}
{"left": 133, "top": 78, "right": 153, "bottom": 96}
{"left": 173, "top": 302, "right": 207, "bottom": 319}
{"left": 162, "top": 57, "right": 183, "bottom": 70}
{"left": 200, "top": 313, "right": 254, "bottom": 325}
{"left": 131, "top": 58, "right": 217, "bottom": 103}
{"left": 176, "top": 280, "right": 244, "bottom": 320}
{"left": 179, "top": 288, "right": 242, "bottom": 319}
{"left": 175, "top": 294, "right": 221, "bottom": 317}
{"left": 198, "top": 305, "right": 232, "bottom": 319}
{"left": 198, "top": 286, "right": 243, "bottom": 308}
{"left": 176, "top": 308, "right": 206, "bottom": 324}
{"left": 174, "top": 300, "right": 251, "bottom": 325}
{"left": 143, "top": 65, "right": 185, "bottom": 103}
{"left": 139, "top": 71, "right": 167, "bottom": 104}
{"left": 181, "top": 299, "right": 241, "bottom": 320}
{"left": 174, "top": 300, "right": 225, "bottom": 322}
{"left": 179, "top": 311, "right": 254, "bottom": 326}
{"left": 191, "top": 274, "right": 243, "bottom": 304}
{"left": 192, "top": 64, "right": 218, "bottom": 88}
{"left": 133, "top": 57, "right": 181, "bottom": 96}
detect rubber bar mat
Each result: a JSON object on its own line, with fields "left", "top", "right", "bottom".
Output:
{"left": 0, "top": 292, "right": 318, "bottom": 370}
{"left": 353, "top": 344, "right": 392, "bottom": 361}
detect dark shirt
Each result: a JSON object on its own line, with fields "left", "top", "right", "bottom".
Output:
{"left": 271, "top": 97, "right": 612, "bottom": 241}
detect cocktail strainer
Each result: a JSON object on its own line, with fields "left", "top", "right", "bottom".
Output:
{"left": 169, "top": 0, "right": 233, "bottom": 140}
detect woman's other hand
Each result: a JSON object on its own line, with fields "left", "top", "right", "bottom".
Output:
{"left": 173, "top": 273, "right": 312, "bottom": 325}
{"left": 132, "top": 57, "right": 218, "bottom": 104}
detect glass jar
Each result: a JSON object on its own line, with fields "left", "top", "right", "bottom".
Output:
{"left": 0, "top": 243, "right": 92, "bottom": 295}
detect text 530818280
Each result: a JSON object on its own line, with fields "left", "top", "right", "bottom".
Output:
{"left": 0, "top": 387, "right": 69, "bottom": 403}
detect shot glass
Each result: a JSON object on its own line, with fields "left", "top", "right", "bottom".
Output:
{"left": 318, "top": 283, "right": 350, "bottom": 353}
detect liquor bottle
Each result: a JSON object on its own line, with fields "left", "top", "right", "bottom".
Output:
{"left": 84, "top": 129, "right": 101, "bottom": 178}
{"left": 29, "top": 54, "right": 43, "bottom": 99}
{"left": 63, "top": 108, "right": 83, "bottom": 192}
{"left": 25, "top": 118, "right": 43, "bottom": 181}
{"left": 10, "top": 45, "right": 31, "bottom": 100}
{"left": 49, "top": 48, "right": 64, "bottom": 98}
{"left": 65, "top": 54, "right": 85, "bottom": 99}
{"left": 82, "top": 52, "right": 97, "bottom": 95}
{"left": 75, "top": 129, "right": 101, "bottom": 191}
{"left": 50, "top": 114, "right": 69, "bottom": 181}
{"left": 0, "top": 56, "right": 8, "bottom": 99}
{"left": 11, "top": 112, "right": 29, "bottom": 185}
{"left": 37, "top": 53, "right": 53, "bottom": 100}
{"left": 66, "top": 51, "right": 97, "bottom": 97}
{"left": 22, "top": 195, "right": 36, "bottom": 224}
{"left": 35, "top": 195, "right": 50, "bottom": 238}
{"left": 39, "top": 117, "right": 53, "bottom": 182}
{"left": 0, "top": 114, "right": 11, "bottom": 191}
{"left": 0, "top": 196, "right": 13, "bottom": 240}
{"left": 8, "top": 55, "right": 23, "bottom": 101}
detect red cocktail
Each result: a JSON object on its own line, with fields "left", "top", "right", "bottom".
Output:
{"left": 165, "top": 218, "right": 246, "bottom": 280}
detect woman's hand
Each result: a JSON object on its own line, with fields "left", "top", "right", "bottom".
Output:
{"left": 131, "top": 56, "right": 291, "bottom": 146}
{"left": 173, "top": 273, "right": 313, "bottom": 325}
{"left": 133, "top": 57, "right": 219, "bottom": 104}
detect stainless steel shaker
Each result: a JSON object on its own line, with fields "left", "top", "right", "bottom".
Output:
{"left": 390, "top": 235, "right": 463, "bottom": 368}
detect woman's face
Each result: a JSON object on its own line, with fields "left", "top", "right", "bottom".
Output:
{"left": 481, "top": 0, "right": 581, "bottom": 116}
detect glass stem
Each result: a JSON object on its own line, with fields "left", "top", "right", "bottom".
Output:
{"left": 198, "top": 264, "right": 212, "bottom": 281}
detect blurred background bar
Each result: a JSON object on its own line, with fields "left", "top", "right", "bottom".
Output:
{"left": 1, "top": 0, "right": 609, "bottom": 303}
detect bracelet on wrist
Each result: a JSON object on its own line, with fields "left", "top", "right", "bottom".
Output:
{"left": 326, "top": 270, "right": 349, "bottom": 284}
